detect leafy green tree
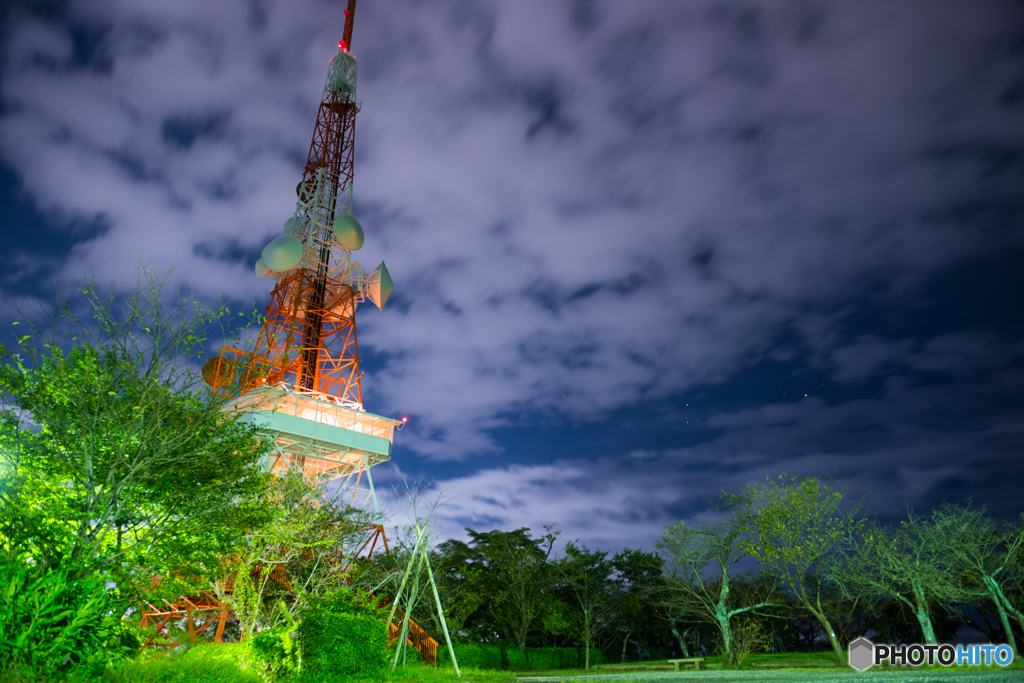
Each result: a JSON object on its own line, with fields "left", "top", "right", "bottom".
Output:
{"left": 610, "top": 548, "right": 666, "bottom": 662}
{"left": 841, "top": 506, "right": 977, "bottom": 645}
{"left": 222, "top": 473, "right": 380, "bottom": 637}
{"left": 438, "top": 526, "right": 559, "bottom": 653}
{"left": 0, "top": 270, "right": 271, "bottom": 597}
{"left": 743, "top": 476, "right": 860, "bottom": 664}
{"left": 482, "top": 526, "right": 559, "bottom": 653}
{"left": 937, "top": 505, "right": 1024, "bottom": 655}
{"left": 555, "top": 542, "right": 614, "bottom": 669}
{"left": 657, "top": 490, "right": 783, "bottom": 667}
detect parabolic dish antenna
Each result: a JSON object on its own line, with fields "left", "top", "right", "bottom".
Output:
{"left": 255, "top": 257, "right": 269, "bottom": 278}
{"left": 332, "top": 213, "right": 364, "bottom": 250}
{"left": 365, "top": 261, "right": 394, "bottom": 309}
{"left": 283, "top": 217, "right": 296, "bottom": 235}
{"left": 262, "top": 235, "right": 304, "bottom": 271}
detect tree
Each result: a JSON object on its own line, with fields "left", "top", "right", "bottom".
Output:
{"left": 426, "top": 543, "right": 487, "bottom": 644}
{"left": 743, "top": 476, "right": 860, "bottom": 664}
{"left": 221, "top": 473, "right": 381, "bottom": 637}
{"left": 840, "top": 506, "right": 977, "bottom": 645}
{"left": 0, "top": 270, "right": 271, "bottom": 597}
{"left": 455, "top": 526, "right": 559, "bottom": 653}
{"left": 938, "top": 505, "right": 1024, "bottom": 655}
{"left": 610, "top": 548, "right": 666, "bottom": 662}
{"left": 656, "top": 490, "right": 783, "bottom": 667}
{"left": 556, "top": 542, "right": 614, "bottom": 670}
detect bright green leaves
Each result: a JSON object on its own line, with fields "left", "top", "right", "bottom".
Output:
{"left": 0, "top": 561, "right": 125, "bottom": 673}
{"left": 743, "top": 477, "right": 854, "bottom": 573}
{"left": 0, "top": 270, "right": 272, "bottom": 600}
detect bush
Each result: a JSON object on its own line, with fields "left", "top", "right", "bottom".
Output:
{"left": 437, "top": 644, "right": 603, "bottom": 671}
{"left": 437, "top": 643, "right": 503, "bottom": 669}
{"left": 505, "top": 646, "right": 528, "bottom": 670}
{"left": 583, "top": 647, "right": 604, "bottom": 667}
{"left": 247, "top": 626, "right": 300, "bottom": 678}
{"left": 298, "top": 588, "right": 390, "bottom": 677}
{"left": 0, "top": 559, "right": 124, "bottom": 675}
{"left": 528, "top": 647, "right": 568, "bottom": 670}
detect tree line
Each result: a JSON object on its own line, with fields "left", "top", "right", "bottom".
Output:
{"left": 382, "top": 478, "right": 1024, "bottom": 669}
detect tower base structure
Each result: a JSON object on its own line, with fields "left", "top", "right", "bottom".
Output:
{"left": 136, "top": 383, "right": 401, "bottom": 655}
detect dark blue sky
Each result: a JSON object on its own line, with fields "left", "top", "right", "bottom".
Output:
{"left": 1, "top": 0, "right": 1022, "bottom": 550}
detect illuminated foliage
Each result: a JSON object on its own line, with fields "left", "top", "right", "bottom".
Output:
{"left": 840, "top": 504, "right": 979, "bottom": 645}
{"left": 656, "top": 490, "right": 784, "bottom": 667}
{"left": 0, "top": 269, "right": 272, "bottom": 598}
{"left": 743, "top": 476, "right": 860, "bottom": 664}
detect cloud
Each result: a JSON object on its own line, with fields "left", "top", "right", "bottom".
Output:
{"left": 1, "top": 0, "right": 1022, "bottom": 491}
{"left": 831, "top": 335, "right": 915, "bottom": 383}
{"left": 378, "top": 368, "right": 1024, "bottom": 551}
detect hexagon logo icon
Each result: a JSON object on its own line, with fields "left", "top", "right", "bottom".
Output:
{"left": 848, "top": 636, "right": 875, "bottom": 671}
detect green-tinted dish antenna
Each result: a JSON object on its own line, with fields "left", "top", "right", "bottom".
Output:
{"left": 332, "top": 213, "right": 364, "bottom": 250}
{"left": 283, "top": 217, "right": 296, "bottom": 235}
{"left": 262, "top": 235, "right": 304, "bottom": 271}
{"left": 255, "top": 257, "right": 268, "bottom": 278}
{"left": 365, "top": 261, "right": 394, "bottom": 310}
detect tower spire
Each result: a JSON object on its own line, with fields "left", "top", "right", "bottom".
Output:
{"left": 341, "top": 0, "right": 357, "bottom": 53}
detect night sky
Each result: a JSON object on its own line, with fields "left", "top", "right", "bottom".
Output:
{"left": 1, "top": 0, "right": 1022, "bottom": 552}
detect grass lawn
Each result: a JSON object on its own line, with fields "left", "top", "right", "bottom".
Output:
{"left": 4, "top": 649, "right": 1021, "bottom": 683}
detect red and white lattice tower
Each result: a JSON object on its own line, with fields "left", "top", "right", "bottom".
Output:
{"left": 203, "top": 0, "right": 398, "bottom": 512}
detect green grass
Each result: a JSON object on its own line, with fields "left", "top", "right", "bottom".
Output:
{"left": 544, "top": 651, "right": 1023, "bottom": 674}
{"left": 4, "top": 644, "right": 516, "bottom": 683}
{"left": 6, "top": 649, "right": 1022, "bottom": 683}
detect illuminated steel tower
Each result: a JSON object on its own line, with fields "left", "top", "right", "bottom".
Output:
{"left": 138, "top": 4, "right": 447, "bottom": 657}
{"left": 204, "top": 0, "right": 398, "bottom": 510}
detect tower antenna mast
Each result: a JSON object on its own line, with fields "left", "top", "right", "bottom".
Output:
{"left": 342, "top": 0, "right": 357, "bottom": 53}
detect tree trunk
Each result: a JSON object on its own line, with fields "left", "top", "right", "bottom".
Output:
{"left": 810, "top": 593, "right": 845, "bottom": 665}
{"left": 986, "top": 576, "right": 1019, "bottom": 655}
{"left": 620, "top": 629, "right": 631, "bottom": 663}
{"left": 716, "top": 599, "right": 734, "bottom": 666}
{"left": 668, "top": 614, "right": 690, "bottom": 658}
{"left": 911, "top": 586, "right": 938, "bottom": 645}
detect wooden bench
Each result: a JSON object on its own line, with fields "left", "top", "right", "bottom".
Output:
{"left": 668, "top": 657, "right": 706, "bottom": 671}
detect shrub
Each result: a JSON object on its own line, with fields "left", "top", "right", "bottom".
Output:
{"left": 0, "top": 559, "right": 124, "bottom": 675}
{"left": 437, "top": 643, "right": 503, "bottom": 669}
{"left": 505, "top": 646, "right": 528, "bottom": 670}
{"left": 298, "top": 588, "right": 390, "bottom": 677}
{"left": 436, "top": 644, "right": 603, "bottom": 671}
{"left": 108, "top": 643, "right": 263, "bottom": 683}
{"left": 247, "top": 626, "right": 300, "bottom": 678}
{"left": 528, "top": 647, "right": 567, "bottom": 670}
{"left": 583, "top": 647, "right": 604, "bottom": 667}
